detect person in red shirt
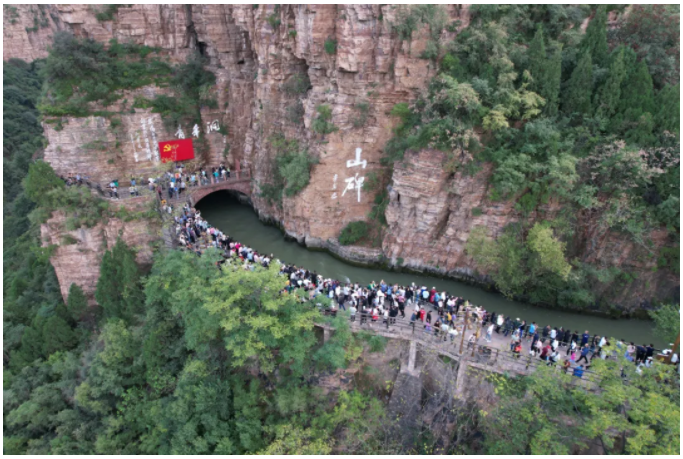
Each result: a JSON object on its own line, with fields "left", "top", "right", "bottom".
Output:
{"left": 540, "top": 342, "right": 551, "bottom": 361}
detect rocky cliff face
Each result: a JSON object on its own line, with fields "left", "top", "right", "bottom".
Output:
{"left": 383, "top": 149, "right": 678, "bottom": 311}
{"left": 39, "top": 196, "right": 161, "bottom": 302}
{"left": 5, "top": 4, "right": 676, "bottom": 311}
{"left": 4, "top": 3, "right": 469, "bottom": 229}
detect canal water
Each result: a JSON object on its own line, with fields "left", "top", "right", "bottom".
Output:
{"left": 197, "top": 192, "right": 662, "bottom": 347}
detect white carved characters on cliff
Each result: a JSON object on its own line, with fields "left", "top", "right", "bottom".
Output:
{"left": 206, "top": 120, "right": 220, "bottom": 134}
{"left": 331, "top": 174, "right": 338, "bottom": 200}
{"left": 175, "top": 125, "right": 185, "bottom": 139}
{"left": 340, "top": 148, "right": 366, "bottom": 203}
{"left": 192, "top": 124, "right": 201, "bottom": 138}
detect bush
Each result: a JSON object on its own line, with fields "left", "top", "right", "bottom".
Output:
{"left": 281, "top": 73, "right": 310, "bottom": 95}
{"left": 262, "top": 133, "right": 318, "bottom": 199}
{"left": 339, "top": 221, "right": 369, "bottom": 245}
{"left": 351, "top": 101, "right": 371, "bottom": 128}
{"left": 324, "top": 38, "right": 337, "bottom": 55}
{"left": 267, "top": 14, "right": 281, "bottom": 29}
{"left": 95, "top": 4, "right": 125, "bottom": 22}
{"left": 471, "top": 207, "right": 483, "bottom": 216}
{"left": 285, "top": 100, "right": 305, "bottom": 124}
{"left": 311, "top": 104, "right": 338, "bottom": 135}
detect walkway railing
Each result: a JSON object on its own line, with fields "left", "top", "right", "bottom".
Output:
{"left": 319, "top": 308, "right": 605, "bottom": 389}
{"left": 69, "top": 170, "right": 251, "bottom": 201}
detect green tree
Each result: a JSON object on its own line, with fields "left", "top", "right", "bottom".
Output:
{"left": 654, "top": 84, "right": 680, "bottom": 134}
{"left": 648, "top": 304, "right": 680, "bottom": 345}
{"left": 580, "top": 5, "right": 608, "bottom": 67}
{"left": 543, "top": 45, "right": 563, "bottom": 116}
{"left": 23, "top": 160, "right": 65, "bottom": 208}
{"left": 482, "top": 352, "right": 680, "bottom": 455}
{"left": 526, "top": 223, "right": 571, "bottom": 281}
{"left": 595, "top": 47, "right": 626, "bottom": 118}
{"left": 41, "top": 315, "right": 77, "bottom": 356}
{"left": 613, "top": 60, "right": 656, "bottom": 143}
{"left": 563, "top": 52, "right": 593, "bottom": 115}
{"left": 201, "top": 263, "right": 321, "bottom": 374}
{"left": 94, "top": 238, "right": 144, "bottom": 322}
{"left": 66, "top": 283, "right": 88, "bottom": 322}
{"left": 527, "top": 26, "right": 547, "bottom": 94}
{"left": 9, "top": 326, "right": 44, "bottom": 371}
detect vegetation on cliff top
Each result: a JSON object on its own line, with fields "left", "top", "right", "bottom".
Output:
{"left": 39, "top": 32, "right": 171, "bottom": 118}
{"left": 385, "top": 4, "right": 680, "bottom": 313}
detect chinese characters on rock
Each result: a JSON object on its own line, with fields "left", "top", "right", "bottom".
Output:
{"left": 334, "top": 148, "right": 366, "bottom": 203}
{"left": 130, "top": 119, "right": 223, "bottom": 163}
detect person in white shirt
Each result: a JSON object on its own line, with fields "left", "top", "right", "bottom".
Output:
{"left": 486, "top": 323, "right": 494, "bottom": 342}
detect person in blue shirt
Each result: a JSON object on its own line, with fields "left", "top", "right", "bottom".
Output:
{"left": 581, "top": 330, "right": 590, "bottom": 346}
{"left": 573, "top": 365, "right": 584, "bottom": 379}
{"left": 576, "top": 344, "right": 590, "bottom": 364}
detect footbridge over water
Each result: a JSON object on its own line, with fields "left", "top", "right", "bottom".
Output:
{"left": 315, "top": 309, "right": 602, "bottom": 398}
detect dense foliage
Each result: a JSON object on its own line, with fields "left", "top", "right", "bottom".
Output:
{"left": 338, "top": 221, "right": 370, "bottom": 245}
{"left": 481, "top": 350, "right": 680, "bottom": 455}
{"left": 39, "top": 32, "right": 171, "bottom": 117}
{"left": 259, "top": 133, "right": 318, "bottom": 204}
{"left": 387, "top": 4, "right": 680, "bottom": 312}
{"left": 4, "top": 246, "right": 397, "bottom": 454}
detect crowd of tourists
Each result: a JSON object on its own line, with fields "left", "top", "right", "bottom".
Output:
{"left": 61, "top": 162, "right": 236, "bottom": 201}
{"left": 173, "top": 204, "right": 678, "bottom": 378}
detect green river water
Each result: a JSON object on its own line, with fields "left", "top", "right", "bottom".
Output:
{"left": 197, "top": 192, "right": 663, "bottom": 347}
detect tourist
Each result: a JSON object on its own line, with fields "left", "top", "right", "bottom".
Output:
{"left": 485, "top": 323, "right": 494, "bottom": 343}
{"left": 573, "top": 365, "right": 584, "bottom": 379}
{"left": 576, "top": 344, "right": 590, "bottom": 364}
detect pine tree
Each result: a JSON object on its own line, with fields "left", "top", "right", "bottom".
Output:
{"left": 95, "top": 249, "right": 122, "bottom": 319}
{"left": 9, "top": 326, "right": 44, "bottom": 371}
{"left": 95, "top": 238, "right": 143, "bottom": 322}
{"left": 622, "top": 60, "right": 656, "bottom": 119}
{"left": 654, "top": 84, "right": 680, "bottom": 134}
{"left": 562, "top": 52, "right": 593, "bottom": 116}
{"left": 580, "top": 5, "right": 608, "bottom": 67}
{"left": 67, "top": 283, "right": 88, "bottom": 322}
{"left": 528, "top": 25, "right": 547, "bottom": 94}
{"left": 595, "top": 47, "right": 626, "bottom": 118}
{"left": 118, "top": 242, "right": 144, "bottom": 319}
{"left": 41, "top": 315, "right": 77, "bottom": 356}
{"left": 544, "top": 45, "right": 563, "bottom": 117}
{"left": 612, "top": 60, "right": 656, "bottom": 143}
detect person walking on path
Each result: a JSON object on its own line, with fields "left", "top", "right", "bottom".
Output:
{"left": 576, "top": 344, "right": 591, "bottom": 364}
{"left": 486, "top": 323, "right": 494, "bottom": 343}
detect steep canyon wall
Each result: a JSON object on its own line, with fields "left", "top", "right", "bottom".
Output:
{"left": 4, "top": 4, "right": 677, "bottom": 311}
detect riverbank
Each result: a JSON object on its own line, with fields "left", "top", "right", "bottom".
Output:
{"left": 196, "top": 192, "right": 662, "bottom": 346}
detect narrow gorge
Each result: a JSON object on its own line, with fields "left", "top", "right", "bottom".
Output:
{"left": 3, "top": 4, "right": 678, "bottom": 314}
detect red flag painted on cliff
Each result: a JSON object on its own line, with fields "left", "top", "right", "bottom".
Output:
{"left": 159, "top": 138, "right": 195, "bottom": 162}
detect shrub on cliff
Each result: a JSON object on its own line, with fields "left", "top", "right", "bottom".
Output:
{"left": 338, "top": 221, "right": 369, "bottom": 245}
{"left": 311, "top": 104, "right": 337, "bottom": 135}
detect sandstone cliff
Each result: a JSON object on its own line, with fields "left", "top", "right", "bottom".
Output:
{"left": 39, "top": 196, "right": 161, "bottom": 302}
